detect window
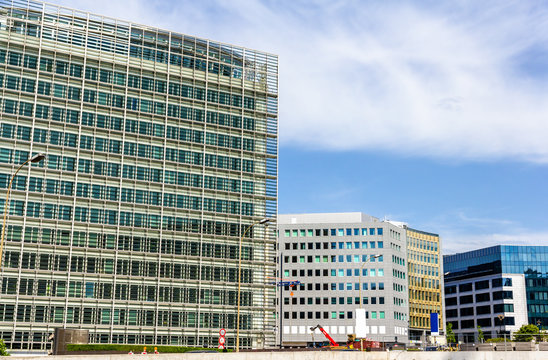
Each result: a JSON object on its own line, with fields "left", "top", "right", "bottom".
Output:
{"left": 493, "top": 291, "right": 513, "bottom": 300}
{"left": 459, "top": 283, "right": 473, "bottom": 292}
{"left": 475, "top": 280, "right": 490, "bottom": 290}
{"left": 459, "top": 295, "right": 473, "bottom": 304}
{"left": 445, "top": 297, "right": 457, "bottom": 306}
{"left": 476, "top": 305, "right": 491, "bottom": 315}
{"left": 493, "top": 303, "right": 514, "bottom": 313}
{"left": 475, "top": 292, "right": 490, "bottom": 302}
{"left": 460, "top": 307, "right": 474, "bottom": 317}
{"left": 461, "top": 319, "right": 474, "bottom": 329}
{"left": 477, "top": 318, "right": 491, "bottom": 327}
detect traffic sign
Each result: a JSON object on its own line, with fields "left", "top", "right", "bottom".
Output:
{"left": 218, "top": 344, "right": 225, "bottom": 349}
{"left": 218, "top": 337, "right": 226, "bottom": 345}
{"left": 219, "top": 328, "right": 226, "bottom": 336}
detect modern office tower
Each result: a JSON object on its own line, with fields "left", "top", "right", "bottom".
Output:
{"left": 277, "top": 213, "right": 409, "bottom": 347}
{"left": 444, "top": 245, "right": 548, "bottom": 342}
{"left": 0, "top": 0, "right": 278, "bottom": 352}
{"left": 406, "top": 228, "right": 443, "bottom": 345}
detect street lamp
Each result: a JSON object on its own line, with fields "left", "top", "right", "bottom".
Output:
{"left": 235, "top": 218, "right": 271, "bottom": 352}
{"left": 0, "top": 153, "right": 46, "bottom": 269}
{"left": 358, "top": 254, "right": 381, "bottom": 351}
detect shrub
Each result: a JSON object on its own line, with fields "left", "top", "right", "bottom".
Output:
{"left": 513, "top": 324, "right": 539, "bottom": 342}
{"left": 66, "top": 344, "right": 228, "bottom": 353}
{"left": 0, "top": 339, "right": 10, "bottom": 356}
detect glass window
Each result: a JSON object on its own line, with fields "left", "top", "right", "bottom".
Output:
{"left": 371, "top": 311, "right": 377, "bottom": 319}
{"left": 370, "top": 241, "right": 376, "bottom": 249}
{"left": 369, "top": 228, "right": 375, "bottom": 236}
{"left": 346, "top": 242, "right": 352, "bottom": 249}
{"left": 338, "top": 229, "right": 344, "bottom": 236}
{"left": 362, "top": 242, "right": 368, "bottom": 249}
{"left": 284, "top": 230, "right": 290, "bottom": 237}
{"left": 377, "top": 228, "right": 383, "bottom": 235}
{"left": 354, "top": 241, "right": 360, "bottom": 249}
{"left": 370, "top": 269, "right": 376, "bottom": 277}
{"left": 377, "top": 241, "right": 383, "bottom": 248}
{"left": 380, "top": 311, "right": 385, "bottom": 319}
{"left": 362, "top": 228, "right": 367, "bottom": 236}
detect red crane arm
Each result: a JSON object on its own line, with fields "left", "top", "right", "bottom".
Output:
{"left": 310, "top": 324, "right": 339, "bottom": 347}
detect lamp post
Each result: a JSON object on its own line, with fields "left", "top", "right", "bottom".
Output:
{"left": 235, "top": 218, "right": 270, "bottom": 352}
{"left": 0, "top": 153, "right": 46, "bottom": 269}
{"left": 498, "top": 314, "right": 505, "bottom": 341}
{"left": 358, "top": 254, "right": 381, "bottom": 351}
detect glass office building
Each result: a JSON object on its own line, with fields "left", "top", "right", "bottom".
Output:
{"left": 0, "top": 0, "right": 278, "bottom": 351}
{"left": 444, "top": 246, "right": 548, "bottom": 340}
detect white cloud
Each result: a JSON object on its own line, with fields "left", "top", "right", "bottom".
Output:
{"left": 55, "top": 0, "right": 548, "bottom": 162}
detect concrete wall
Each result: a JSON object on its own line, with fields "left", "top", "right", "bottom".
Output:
{"left": 6, "top": 351, "right": 548, "bottom": 360}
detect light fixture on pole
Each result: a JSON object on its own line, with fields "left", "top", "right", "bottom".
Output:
{"left": 235, "top": 218, "right": 271, "bottom": 352}
{"left": 0, "top": 153, "right": 46, "bottom": 270}
{"left": 358, "top": 254, "right": 381, "bottom": 351}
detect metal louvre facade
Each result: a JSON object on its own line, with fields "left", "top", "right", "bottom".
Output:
{"left": 0, "top": 0, "right": 278, "bottom": 351}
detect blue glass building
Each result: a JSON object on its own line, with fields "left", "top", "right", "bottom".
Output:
{"left": 444, "top": 246, "right": 548, "bottom": 340}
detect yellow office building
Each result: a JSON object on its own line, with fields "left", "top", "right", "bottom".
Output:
{"left": 407, "top": 228, "right": 443, "bottom": 344}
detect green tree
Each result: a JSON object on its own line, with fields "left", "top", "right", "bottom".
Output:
{"left": 477, "top": 326, "right": 484, "bottom": 343}
{"left": 0, "top": 339, "right": 9, "bottom": 356}
{"left": 446, "top": 322, "right": 456, "bottom": 344}
{"left": 513, "top": 324, "right": 539, "bottom": 342}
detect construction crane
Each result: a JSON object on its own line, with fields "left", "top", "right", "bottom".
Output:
{"left": 266, "top": 276, "right": 302, "bottom": 287}
{"left": 309, "top": 324, "right": 339, "bottom": 347}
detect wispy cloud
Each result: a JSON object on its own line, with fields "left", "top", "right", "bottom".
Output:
{"left": 418, "top": 209, "right": 547, "bottom": 253}
{"left": 56, "top": 0, "right": 548, "bottom": 162}
{"left": 441, "top": 231, "right": 548, "bottom": 254}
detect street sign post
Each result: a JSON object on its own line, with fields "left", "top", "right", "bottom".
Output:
{"left": 218, "top": 328, "right": 226, "bottom": 350}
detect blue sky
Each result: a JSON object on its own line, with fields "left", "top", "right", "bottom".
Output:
{"left": 57, "top": 0, "right": 548, "bottom": 253}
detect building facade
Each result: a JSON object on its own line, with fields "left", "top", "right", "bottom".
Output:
{"left": 443, "top": 246, "right": 548, "bottom": 342}
{"left": 277, "top": 213, "right": 409, "bottom": 347}
{"left": 0, "top": 0, "right": 278, "bottom": 351}
{"left": 406, "top": 228, "right": 443, "bottom": 344}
